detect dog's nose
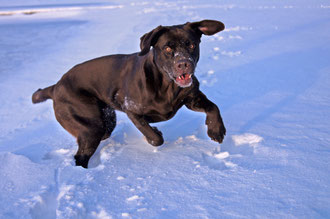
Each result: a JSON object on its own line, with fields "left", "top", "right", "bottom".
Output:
{"left": 175, "top": 60, "right": 193, "bottom": 74}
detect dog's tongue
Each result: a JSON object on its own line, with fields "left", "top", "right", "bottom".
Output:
{"left": 176, "top": 74, "right": 192, "bottom": 86}
{"left": 183, "top": 74, "right": 190, "bottom": 80}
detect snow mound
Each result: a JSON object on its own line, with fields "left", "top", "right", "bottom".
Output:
{"left": 232, "top": 133, "right": 263, "bottom": 146}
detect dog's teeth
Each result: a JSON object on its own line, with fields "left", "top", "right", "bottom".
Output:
{"left": 188, "top": 74, "right": 192, "bottom": 78}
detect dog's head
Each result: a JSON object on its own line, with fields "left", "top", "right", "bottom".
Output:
{"left": 139, "top": 20, "right": 225, "bottom": 88}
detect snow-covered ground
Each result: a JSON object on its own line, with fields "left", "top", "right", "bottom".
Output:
{"left": 1, "top": 0, "right": 330, "bottom": 218}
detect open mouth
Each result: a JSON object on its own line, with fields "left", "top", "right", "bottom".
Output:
{"left": 175, "top": 73, "right": 193, "bottom": 87}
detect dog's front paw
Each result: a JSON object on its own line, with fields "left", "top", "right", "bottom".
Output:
{"left": 146, "top": 127, "right": 164, "bottom": 146}
{"left": 151, "top": 126, "right": 163, "bottom": 137}
{"left": 207, "top": 123, "right": 226, "bottom": 144}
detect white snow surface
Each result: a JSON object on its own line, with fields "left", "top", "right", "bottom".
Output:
{"left": 1, "top": 0, "right": 330, "bottom": 218}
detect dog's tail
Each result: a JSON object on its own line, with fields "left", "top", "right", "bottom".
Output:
{"left": 32, "top": 85, "right": 55, "bottom": 104}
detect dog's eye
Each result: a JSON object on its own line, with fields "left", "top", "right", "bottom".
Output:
{"left": 190, "top": 44, "right": 195, "bottom": 50}
{"left": 165, "top": 46, "right": 172, "bottom": 53}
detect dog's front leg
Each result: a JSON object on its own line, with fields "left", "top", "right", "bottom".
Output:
{"left": 127, "top": 112, "right": 164, "bottom": 146}
{"left": 185, "top": 91, "right": 226, "bottom": 143}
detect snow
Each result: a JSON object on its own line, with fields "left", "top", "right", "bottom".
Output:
{"left": 1, "top": 0, "right": 330, "bottom": 218}
{"left": 232, "top": 133, "right": 263, "bottom": 146}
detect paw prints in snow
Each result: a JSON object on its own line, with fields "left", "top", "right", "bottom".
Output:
{"left": 202, "top": 149, "right": 238, "bottom": 170}
{"left": 201, "top": 133, "right": 263, "bottom": 170}
{"left": 221, "top": 50, "right": 242, "bottom": 57}
{"left": 212, "top": 47, "right": 242, "bottom": 60}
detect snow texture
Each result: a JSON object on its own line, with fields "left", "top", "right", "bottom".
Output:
{"left": 1, "top": 0, "right": 330, "bottom": 218}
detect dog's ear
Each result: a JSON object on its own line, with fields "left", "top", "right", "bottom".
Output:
{"left": 188, "top": 20, "right": 225, "bottom": 36}
{"left": 139, "top": 25, "right": 168, "bottom": 56}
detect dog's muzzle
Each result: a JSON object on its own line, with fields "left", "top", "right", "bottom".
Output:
{"left": 173, "top": 59, "right": 194, "bottom": 87}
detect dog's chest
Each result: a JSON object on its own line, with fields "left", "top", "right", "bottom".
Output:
{"left": 142, "top": 94, "right": 186, "bottom": 122}
{"left": 123, "top": 96, "right": 142, "bottom": 112}
{"left": 120, "top": 93, "right": 184, "bottom": 122}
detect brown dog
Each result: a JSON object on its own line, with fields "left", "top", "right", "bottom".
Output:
{"left": 32, "top": 20, "right": 226, "bottom": 168}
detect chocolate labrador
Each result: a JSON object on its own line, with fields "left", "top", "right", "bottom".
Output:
{"left": 32, "top": 20, "right": 226, "bottom": 168}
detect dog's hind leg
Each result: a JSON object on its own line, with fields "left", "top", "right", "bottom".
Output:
{"left": 74, "top": 130, "right": 104, "bottom": 168}
{"left": 53, "top": 94, "right": 113, "bottom": 168}
{"left": 101, "top": 106, "right": 116, "bottom": 140}
{"left": 74, "top": 106, "right": 116, "bottom": 168}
